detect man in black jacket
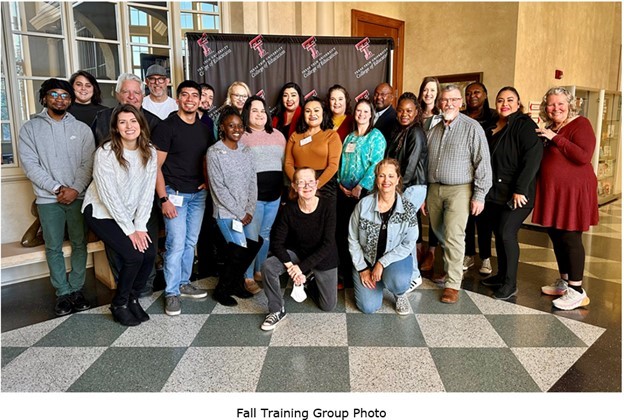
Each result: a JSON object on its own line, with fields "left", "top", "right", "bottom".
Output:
{"left": 372, "top": 82, "right": 397, "bottom": 142}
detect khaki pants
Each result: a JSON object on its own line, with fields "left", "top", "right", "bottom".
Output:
{"left": 426, "top": 183, "right": 472, "bottom": 290}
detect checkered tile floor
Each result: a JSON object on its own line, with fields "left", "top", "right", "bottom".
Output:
{"left": 1, "top": 276, "right": 605, "bottom": 392}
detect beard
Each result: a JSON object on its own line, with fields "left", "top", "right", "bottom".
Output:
{"left": 50, "top": 108, "right": 66, "bottom": 116}
{"left": 198, "top": 106, "right": 209, "bottom": 113}
{"left": 442, "top": 109, "right": 458, "bottom": 121}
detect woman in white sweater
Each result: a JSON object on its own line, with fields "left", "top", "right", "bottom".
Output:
{"left": 82, "top": 104, "right": 157, "bottom": 326}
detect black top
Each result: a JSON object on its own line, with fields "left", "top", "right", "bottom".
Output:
{"left": 91, "top": 106, "right": 161, "bottom": 147}
{"left": 375, "top": 201, "right": 396, "bottom": 263}
{"left": 385, "top": 124, "right": 428, "bottom": 187}
{"left": 270, "top": 197, "right": 338, "bottom": 272}
{"left": 68, "top": 102, "right": 108, "bottom": 127}
{"left": 374, "top": 105, "right": 397, "bottom": 143}
{"left": 151, "top": 113, "right": 213, "bottom": 193}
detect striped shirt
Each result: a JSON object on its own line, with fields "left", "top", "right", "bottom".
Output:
{"left": 427, "top": 112, "right": 492, "bottom": 202}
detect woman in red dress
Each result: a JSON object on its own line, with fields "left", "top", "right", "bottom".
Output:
{"left": 533, "top": 86, "right": 599, "bottom": 311}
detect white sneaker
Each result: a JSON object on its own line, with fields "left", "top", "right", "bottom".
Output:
{"left": 463, "top": 255, "right": 475, "bottom": 271}
{"left": 395, "top": 295, "right": 410, "bottom": 315}
{"left": 541, "top": 278, "right": 568, "bottom": 296}
{"left": 552, "top": 288, "right": 590, "bottom": 310}
{"left": 406, "top": 276, "right": 422, "bottom": 293}
{"left": 479, "top": 258, "right": 492, "bottom": 275}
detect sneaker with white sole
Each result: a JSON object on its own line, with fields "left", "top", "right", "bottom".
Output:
{"left": 479, "top": 258, "right": 492, "bottom": 275}
{"left": 552, "top": 287, "right": 590, "bottom": 310}
{"left": 406, "top": 276, "right": 422, "bottom": 293}
{"left": 261, "top": 310, "right": 286, "bottom": 331}
{"left": 165, "top": 295, "right": 181, "bottom": 316}
{"left": 395, "top": 294, "right": 410, "bottom": 315}
{"left": 179, "top": 283, "right": 208, "bottom": 299}
{"left": 541, "top": 278, "right": 568, "bottom": 296}
{"left": 463, "top": 255, "right": 475, "bottom": 271}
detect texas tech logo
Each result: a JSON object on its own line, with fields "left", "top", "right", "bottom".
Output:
{"left": 355, "top": 90, "right": 370, "bottom": 102}
{"left": 355, "top": 37, "right": 374, "bottom": 60}
{"left": 197, "top": 33, "right": 213, "bottom": 57}
{"left": 249, "top": 35, "right": 268, "bottom": 58}
{"left": 301, "top": 36, "right": 320, "bottom": 59}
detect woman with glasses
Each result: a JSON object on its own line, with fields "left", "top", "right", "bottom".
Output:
{"left": 224, "top": 81, "right": 252, "bottom": 113}
{"left": 284, "top": 96, "right": 342, "bottom": 202}
{"left": 260, "top": 167, "right": 338, "bottom": 331}
{"left": 239, "top": 96, "right": 287, "bottom": 294}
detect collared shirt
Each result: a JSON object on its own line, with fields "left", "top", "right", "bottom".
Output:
{"left": 373, "top": 105, "right": 391, "bottom": 125}
{"left": 427, "top": 112, "right": 492, "bottom": 202}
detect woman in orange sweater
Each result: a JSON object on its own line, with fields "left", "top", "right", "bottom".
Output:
{"left": 284, "top": 96, "right": 342, "bottom": 202}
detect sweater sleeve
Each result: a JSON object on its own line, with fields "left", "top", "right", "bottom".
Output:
{"left": 133, "top": 149, "right": 158, "bottom": 232}
{"left": 244, "top": 149, "right": 258, "bottom": 216}
{"left": 359, "top": 129, "right": 386, "bottom": 191}
{"left": 471, "top": 126, "right": 493, "bottom": 202}
{"left": 284, "top": 134, "right": 296, "bottom": 182}
{"left": 551, "top": 118, "right": 596, "bottom": 165}
{"left": 269, "top": 205, "right": 292, "bottom": 265}
{"left": 297, "top": 199, "right": 336, "bottom": 273}
{"left": 18, "top": 124, "right": 59, "bottom": 193}
{"left": 316, "top": 131, "right": 342, "bottom": 189}
{"left": 69, "top": 126, "right": 95, "bottom": 194}
{"left": 93, "top": 149, "right": 136, "bottom": 235}
{"left": 207, "top": 148, "right": 247, "bottom": 220}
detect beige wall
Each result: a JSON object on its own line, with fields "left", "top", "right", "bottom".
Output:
{"left": 514, "top": 1, "right": 622, "bottom": 106}
{"left": 1, "top": 180, "right": 36, "bottom": 243}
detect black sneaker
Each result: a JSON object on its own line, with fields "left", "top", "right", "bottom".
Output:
{"left": 261, "top": 310, "right": 286, "bottom": 331}
{"left": 493, "top": 284, "right": 518, "bottom": 300}
{"left": 69, "top": 291, "right": 91, "bottom": 312}
{"left": 54, "top": 295, "right": 73, "bottom": 317}
{"left": 481, "top": 274, "right": 504, "bottom": 288}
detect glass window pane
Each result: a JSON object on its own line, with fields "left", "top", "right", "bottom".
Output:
{"left": 76, "top": 40, "right": 120, "bottom": 80}
{"left": 201, "top": 15, "right": 215, "bottom": 30}
{"left": 128, "top": 5, "right": 169, "bottom": 45}
{"left": 10, "top": 1, "right": 63, "bottom": 35}
{"left": 180, "top": 2, "right": 192, "bottom": 11}
{"left": 201, "top": 3, "right": 218, "bottom": 13}
{"left": 73, "top": 2, "right": 118, "bottom": 40}
{"left": 17, "top": 79, "right": 46, "bottom": 123}
{"left": 181, "top": 13, "right": 193, "bottom": 29}
{"left": 1, "top": 80, "right": 9, "bottom": 121}
{"left": 14, "top": 34, "right": 66, "bottom": 78}
{"left": 99, "top": 83, "right": 118, "bottom": 108}
{"left": 2, "top": 123, "right": 15, "bottom": 165}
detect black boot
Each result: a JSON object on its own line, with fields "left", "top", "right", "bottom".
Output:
{"left": 110, "top": 305, "right": 141, "bottom": 326}
{"left": 213, "top": 242, "right": 243, "bottom": 306}
{"left": 128, "top": 298, "right": 150, "bottom": 322}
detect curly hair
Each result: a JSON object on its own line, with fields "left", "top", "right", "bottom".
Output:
{"left": 397, "top": 92, "right": 423, "bottom": 127}
{"left": 539, "top": 86, "right": 579, "bottom": 127}
{"left": 217, "top": 105, "right": 242, "bottom": 140}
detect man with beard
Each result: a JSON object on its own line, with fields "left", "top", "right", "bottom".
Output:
{"left": 425, "top": 84, "right": 492, "bottom": 304}
{"left": 198, "top": 83, "right": 215, "bottom": 132}
{"left": 372, "top": 82, "right": 397, "bottom": 142}
{"left": 142, "top": 64, "right": 178, "bottom": 120}
{"left": 18, "top": 78, "right": 95, "bottom": 316}
{"left": 152, "top": 80, "right": 214, "bottom": 316}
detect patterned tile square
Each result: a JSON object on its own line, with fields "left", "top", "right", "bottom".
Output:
{"left": 1, "top": 346, "right": 28, "bottom": 368}
{"left": 268, "top": 313, "right": 348, "bottom": 347}
{"left": 210, "top": 292, "right": 269, "bottom": 314}
{"left": 283, "top": 287, "right": 346, "bottom": 313}
{"left": 1, "top": 317, "right": 69, "bottom": 347}
{"left": 417, "top": 314, "right": 507, "bottom": 348}
{"left": 162, "top": 346, "right": 268, "bottom": 392}
{"left": 345, "top": 288, "right": 401, "bottom": 314}
{"left": 33, "top": 314, "right": 127, "bottom": 347}
{"left": 111, "top": 314, "right": 208, "bottom": 347}
{"left": 346, "top": 313, "right": 426, "bottom": 347}
{"left": 409, "top": 289, "right": 481, "bottom": 314}
{"left": 511, "top": 347, "right": 588, "bottom": 391}
{"left": 555, "top": 315, "right": 606, "bottom": 346}
{"left": 349, "top": 347, "right": 444, "bottom": 392}
{"left": 145, "top": 293, "right": 217, "bottom": 315}
{"left": 191, "top": 314, "right": 272, "bottom": 347}
{"left": 256, "top": 346, "right": 350, "bottom": 392}
{"left": 2, "top": 347, "right": 106, "bottom": 392}
{"left": 431, "top": 347, "right": 541, "bottom": 392}
{"left": 68, "top": 347, "right": 187, "bottom": 392}
{"left": 486, "top": 315, "right": 588, "bottom": 347}
{"left": 466, "top": 290, "right": 547, "bottom": 315}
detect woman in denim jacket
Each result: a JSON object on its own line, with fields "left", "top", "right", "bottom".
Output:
{"left": 348, "top": 158, "right": 418, "bottom": 315}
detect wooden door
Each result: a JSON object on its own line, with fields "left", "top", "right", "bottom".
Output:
{"left": 351, "top": 9, "right": 405, "bottom": 99}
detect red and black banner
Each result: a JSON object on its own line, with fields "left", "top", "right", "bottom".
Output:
{"left": 186, "top": 33, "right": 393, "bottom": 119}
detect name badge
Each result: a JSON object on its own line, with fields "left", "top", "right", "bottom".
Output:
{"left": 232, "top": 219, "right": 244, "bottom": 233}
{"left": 300, "top": 136, "right": 312, "bottom": 146}
{"left": 345, "top": 143, "right": 356, "bottom": 153}
{"left": 169, "top": 194, "right": 184, "bottom": 207}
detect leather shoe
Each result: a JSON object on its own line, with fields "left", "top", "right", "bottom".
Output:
{"left": 128, "top": 298, "right": 150, "bottom": 322}
{"left": 110, "top": 305, "right": 141, "bottom": 326}
{"left": 69, "top": 290, "right": 91, "bottom": 312}
{"left": 440, "top": 288, "right": 459, "bottom": 304}
{"left": 420, "top": 252, "right": 435, "bottom": 271}
{"left": 55, "top": 295, "right": 73, "bottom": 317}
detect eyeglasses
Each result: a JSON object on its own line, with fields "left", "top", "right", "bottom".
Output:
{"left": 439, "top": 98, "right": 463, "bottom": 104}
{"left": 48, "top": 92, "right": 70, "bottom": 100}
{"left": 120, "top": 90, "right": 142, "bottom": 97}
{"left": 147, "top": 77, "right": 167, "bottom": 84}
{"left": 231, "top": 93, "right": 248, "bottom": 100}
{"left": 295, "top": 180, "right": 316, "bottom": 188}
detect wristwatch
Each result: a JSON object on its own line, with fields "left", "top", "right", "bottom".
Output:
{"left": 160, "top": 196, "right": 169, "bottom": 203}
{"left": 54, "top": 186, "right": 63, "bottom": 195}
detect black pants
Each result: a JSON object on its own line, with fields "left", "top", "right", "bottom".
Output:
{"left": 336, "top": 187, "right": 362, "bottom": 281}
{"left": 197, "top": 193, "right": 226, "bottom": 277}
{"left": 485, "top": 203, "right": 531, "bottom": 286}
{"left": 84, "top": 205, "right": 156, "bottom": 306}
{"left": 548, "top": 228, "right": 585, "bottom": 281}
{"left": 465, "top": 213, "right": 493, "bottom": 259}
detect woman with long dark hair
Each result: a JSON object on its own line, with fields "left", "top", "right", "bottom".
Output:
{"left": 82, "top": 104, "right": 157, "bottom": 326}
{"left": 67, "top": 70, "right": 108, "bottom": 126}
{"left": 272, "top": 82, "right": 304, "bottom": 139}
{"left": 327, "top": 84, "right": 354, "bottom": 141}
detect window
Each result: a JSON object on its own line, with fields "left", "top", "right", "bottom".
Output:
{"left": 179, "top": 2, "right": 221, "bottom": 75}
{"left": 130, "top": 8, "right": 147, "bottom": 26}
{"left": 181, "top": 13, "right": 193, "bottom": 29}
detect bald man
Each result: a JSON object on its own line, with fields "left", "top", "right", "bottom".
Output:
{"left": 372, "top": 82, "right": 397, "bottom": 142}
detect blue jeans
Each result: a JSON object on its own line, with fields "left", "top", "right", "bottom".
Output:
{"left": 352, "top": 255, "right": 412, "bottom": 314}
{"left": 403, "top": 185, "right": 427, "bottom": 280}
{"left": 163, "top": 187, "right": 207, "bottom": 296}
{"left": 244, "top": 198, "right": 280, "bottom": 278}
{"left": 216, "top": 218, "right": 255, "bottom": 247}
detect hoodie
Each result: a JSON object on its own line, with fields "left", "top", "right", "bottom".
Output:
{"left": 18, "top": 109, "right": 95, "bottom": 204}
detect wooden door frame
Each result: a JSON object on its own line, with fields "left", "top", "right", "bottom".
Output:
{"left": 351, "top": 9, "right": 404, "bottom": 97}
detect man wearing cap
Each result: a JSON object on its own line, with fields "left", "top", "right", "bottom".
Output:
{"left": 142, "top": 64, "right": 178, "bottom": 120}
{"left": 18, "top": 78, "right": 95, "bottom": 316}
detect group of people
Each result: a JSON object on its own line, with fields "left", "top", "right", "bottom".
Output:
{"left": 18, "top": 67, "right": 599, "bottom": 331}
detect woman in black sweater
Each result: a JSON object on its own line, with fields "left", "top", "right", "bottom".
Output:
{"left": 260, "top": 167, "right": 338, "bottom": 331}
{"left": 480, "top": 87, "right": 543, "bottom": 300}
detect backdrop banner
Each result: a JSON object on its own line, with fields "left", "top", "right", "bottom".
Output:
{"left": 186, "top": 32, "right": 393, "bottom": 121}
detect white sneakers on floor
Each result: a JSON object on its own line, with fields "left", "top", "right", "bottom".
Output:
{"left": 552, "top": 287, "right": 590, "bottom": 310}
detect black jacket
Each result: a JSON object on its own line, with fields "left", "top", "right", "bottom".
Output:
{"left": 385, "top": 123, "right": 428, "bottom": 188}
{"left": 374, "top": 105, "right": 397, "bottom": 143}
{"left": 91, "top": 106, "right": 161, "bottom": 146}
{"left": 485, "top": 112, "right": 543, "bottom": 206}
